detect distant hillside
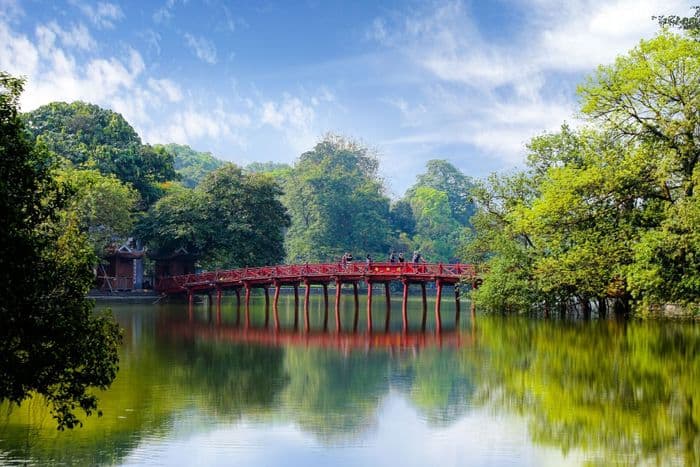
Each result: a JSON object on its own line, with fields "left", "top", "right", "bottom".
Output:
{"left": 23, "top": 101, "right": 177, "bottom": 206}
{"left": 156, "top": 143, "right": 225, "bottom": 188}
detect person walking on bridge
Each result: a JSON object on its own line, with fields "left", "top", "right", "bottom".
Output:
{"left": 389, "top": 250, "right": 396, "bottom": 263}
{"left": 366, "top": 254, "right": 372, "bottom": 271}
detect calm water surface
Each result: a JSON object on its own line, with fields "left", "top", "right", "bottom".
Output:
{"left": 1, "top": 292, "right": 698, "bottom": 466}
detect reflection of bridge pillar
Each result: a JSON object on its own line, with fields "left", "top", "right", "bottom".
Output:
{"left": 273, "top": 282, "right": 281, "bottom": 330}
{"left": 303, "top": 280, "right": 310, "bottom": 332}
{"left": 235, "top": 288, "right": 241, "bottom": 326}
{"left": 421, "top": 282, "right": 427, "bottom": 331}
{"left": 384, "top": 282, "right": 391, "bottom": 333}
{"left": 216, "top": 287, "right": 222, "bottom": 325}
{"left": 334, "top": 281, "right": 342, "bottom": 333}
{"left": 293, "top": 284, "right": 299, "bottom": 330}
{"left": 402, "top": 280, "right": 409, "bottom": 333}
{"left": 322, "top": 283, "right": 329, "bottom": 331}
{"left": 353, "top": 282, "right": 359, "bottom": 332}
{"left": 264, "top": 287, "right": 270, "bottom": 328}
{"left": 245, "top": 284, "right": 251, "bottom": 328}
{"left": 188, "top": 289, "right": 193, "bottom": 320}
{"left": 454, "top": 284, "right": 461, "bottom": 328}
{"left": 435, "top": 279, "right": 443, "bottom": 333}
{"left": 366, "top": 280, "right": 373, "bottom": 333}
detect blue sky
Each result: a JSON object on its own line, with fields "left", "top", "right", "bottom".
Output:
{"left": 0, "top": 0, "right": 693, "bottom": 196}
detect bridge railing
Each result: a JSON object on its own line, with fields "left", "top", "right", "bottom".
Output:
{"left": 156, "top": 262, "right": 478, "bottom": 293}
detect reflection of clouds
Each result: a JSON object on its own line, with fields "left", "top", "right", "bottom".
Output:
{"left": 120, "top": 394, "right": 581, "bottom": 466}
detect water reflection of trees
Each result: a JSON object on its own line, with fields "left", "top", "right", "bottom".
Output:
{"left": 475, "top": 317, "right": 700, "bottom": 466}
{"left": 5, "top": 307, "right": 696, "bottom": 466}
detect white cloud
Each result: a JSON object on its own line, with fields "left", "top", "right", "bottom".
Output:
{"left": 147, "top": 78, "right": 183, "bottom": 102}
{"left": 70, "top": 1, "right": 124, "bottom": 29}
{"left": 184, "top": 33, "right": 218, "bottom": 64}
{"left": 36, "top": 21, "right": 96, "bottom": 52}
{"left": 153, "top": 0, "right": 178, "bottom": 24}
{"left": 369, "top": 0, "right": 693, "bottom": 170}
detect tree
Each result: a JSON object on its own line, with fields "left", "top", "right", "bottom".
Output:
{"left": 467, "top": 31, "right": 700, "bottom": 314}
{"left": 24, "top": 102, "right": 178, "bottom": 206}
{"left": 654, "top": 6, "right": 700, "bottom": 36}
{"left": 0, "top": 72, "right": 121, "bottom": 429}
{"left": 137, "top": 163, "right": 290, "bottom": 269}
{"left": 156, "top": 143, "right": 224, "bottom": 188}
{"left": 55, "top": 166, "right": 139, "bottom": 255}
{"left": 283, "top": 135, "right": 391, "bottom": 262}
{"left": 406, "top": 159, "right": 476, "bottom": 226}
{"left": 394, "top": 160, "right": 476, "bottom": 262}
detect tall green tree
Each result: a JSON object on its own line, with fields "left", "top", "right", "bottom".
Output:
{"left": 55, "top": 166, "right": 139, "bottom": 256}
{"left": 468, "top": 31, "right": 700, "bottom": 314}
{"left": 137, "top": 163, "right": 289, "bottom": 269}
{"left": 283, "top": 135, "right": 391, "bottom": 262}
{"left": 0, "top": 72, "right": 121, "bottom": 429}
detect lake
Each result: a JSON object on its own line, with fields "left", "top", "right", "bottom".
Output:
{"left": 1, "top": 291, "right": 698, "bottom": 466}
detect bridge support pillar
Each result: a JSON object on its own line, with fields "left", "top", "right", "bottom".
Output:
{"left": 435, "top": 279, "right": 443, "bottom": 333}
{"left": 322, "top": 283, "right": 329, "bottom": 331}
{"left": 353, "top": 282, "right": 359, "bottom": 332}
{"left": 366, "top": 281, "right": 373, "bottom": 333}
{"left": 304, "top": 281, "right": 310, "bottom": 332}
{"left": 421, "top": 283, "right": 427, "bottom": 331}
{"left": 402, "top": 280, "right": 409, "bottom": 333}
{"left": 273, "top": 282, "right": 281, "bottom": 331}
{"left": 334, "top": 281, "right": 342, "bottom": 333}
{"left": 384, "top": 282, "right": 391, "bottom": 333}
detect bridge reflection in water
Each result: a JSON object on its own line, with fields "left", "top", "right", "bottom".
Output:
{"left": 158, "top": 262, "right": 481, "bottom": 333}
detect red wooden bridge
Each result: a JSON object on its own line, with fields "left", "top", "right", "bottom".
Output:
{"left": 157, "top": 262, "right": 481, "bottom": 333}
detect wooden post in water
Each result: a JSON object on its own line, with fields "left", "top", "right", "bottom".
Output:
{"left": 421, "top": 282, "right": 427, "bottom": 331}
{"left": 322, "top": 283, "right": 329, "bottom": 331}
{"left": 366, "top": 281, "right": 373, "bottom": 333}
{"left": 401, "top": 280, "right": 409, "bottom": 333}
{"left": 435, "top": 279, "right": 443, "bottom": 333}
{"left": 384, "top": 282, "right": 391, "bottom": 333}
{"left": 353, "top": 282, "right": 359, "bottom": 332}
{"left": 304, "top": 280, "right": 311, "bottom": 332}
{"left": 334, "top": 281, "right": 342, "bottom": 333}
{"left": 273, "top": 282, "right": 281, "bottom": 330}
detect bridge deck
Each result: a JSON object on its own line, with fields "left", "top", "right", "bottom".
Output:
{"left": 156, "top": 262, "right": 478, "bottom": 295}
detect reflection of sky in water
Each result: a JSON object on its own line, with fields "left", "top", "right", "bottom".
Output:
{"left": 121, "top": 393, "right": 582, "bottom": 467}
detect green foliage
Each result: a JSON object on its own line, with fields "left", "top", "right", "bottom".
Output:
{"left": 24, "top": 101, "right": 177, "bottom": 206}
{"left": 467, "top": 31, "right": 700, "bottom": 314}
{"left": 283, "top": 135, "right": 391, "bottom": 262}
{"left": 395, "top": 160, "right": 475, "bottom": 262}
{"left": 156, "top": 143, "right": 225, "bottom": 188}
{"left": 55, "top": 166, "right": 139, "bottom": 255}
{"left": 654, "top": 6, "right": 700, "bottom": 35}
{"left": 406, "top": 159, "right": 476, "bottom": 225}
{"left": 0, "top": 72, "right": 121, "bottom": 429}
{"left": 137, "top": 163, "right": 290, "bottom": 268}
